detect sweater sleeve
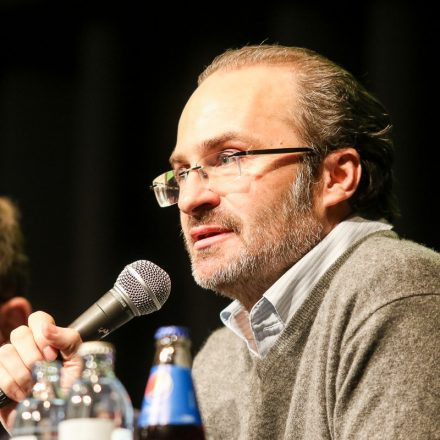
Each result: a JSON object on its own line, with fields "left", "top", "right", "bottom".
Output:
{"left": 334, "top": 293, "right": 440, "bottom": 440}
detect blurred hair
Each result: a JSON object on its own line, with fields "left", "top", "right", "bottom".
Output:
{"left": 0, "top": 197, "right": 29, "bottom": 299}
{"left": 199, "top": 45, "right": 399, "bottom": 222}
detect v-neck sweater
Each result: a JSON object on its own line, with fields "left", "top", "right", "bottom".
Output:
{"left": 193, "top": 231, "right": 440, "bottom": 439}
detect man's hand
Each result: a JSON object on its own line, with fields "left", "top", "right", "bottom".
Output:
{"left": 0, "top": 311, "right": 82, "bottom": 429}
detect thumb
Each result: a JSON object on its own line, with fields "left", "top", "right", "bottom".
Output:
{"left": 42, "top": 323, "right": 83, "bottom": 361}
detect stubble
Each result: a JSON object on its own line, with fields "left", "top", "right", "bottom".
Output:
{"left": 183, "top": 167, "right": 324, "bottom": 308}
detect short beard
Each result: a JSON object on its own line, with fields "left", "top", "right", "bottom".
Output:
{"left": 183, "top": 165, "right": 324, "bottom": 309}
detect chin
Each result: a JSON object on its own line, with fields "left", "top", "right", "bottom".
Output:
{"left": 191, "top": 260, "right": 227, "bottom": 287}
{"left": 191, "top": 262, "right": 218, "bottom": 284}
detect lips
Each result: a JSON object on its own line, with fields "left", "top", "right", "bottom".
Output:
{"left": 190, "top": 225, "right": 234, "bottom": 250}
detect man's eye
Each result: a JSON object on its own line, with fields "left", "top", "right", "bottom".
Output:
{"left": 218, "top": 155, "right": 233, "bottom": 165}
{"left": 175, "top": 169, "right": 188, "bottom": 182}
{"left": 216, "top": 151, "right": 238, "bottom": 166}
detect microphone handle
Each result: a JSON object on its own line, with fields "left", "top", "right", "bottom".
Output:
{"left": 0, "top": 289, "right": 135, "bottom": 407}
{"left": 69, "top": 288, "right": 135, "bottom": 340}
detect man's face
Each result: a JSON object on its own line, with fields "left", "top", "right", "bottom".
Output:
{"left": 172, "top": 66, "right": 324, "bottom": 306}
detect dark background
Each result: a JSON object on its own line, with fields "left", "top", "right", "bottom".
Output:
{"left": 1, "top": 0, "right": 438, "bottom": 408}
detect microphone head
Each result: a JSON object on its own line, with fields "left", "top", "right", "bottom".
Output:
{"left": 115, "top": 260, "right": 171, "bottom": 315}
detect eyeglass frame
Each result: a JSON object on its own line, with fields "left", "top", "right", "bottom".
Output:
{"left": 150, "top": 147, "right": 315, "bottom": 207}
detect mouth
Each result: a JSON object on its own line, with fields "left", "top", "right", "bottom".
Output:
{"left": 190, "top": 225, "right": 234, "bottom": 250}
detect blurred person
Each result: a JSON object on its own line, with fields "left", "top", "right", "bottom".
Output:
{"left": 0, "top": 45, "right": 439, "bottom": 439}
{"left": 0, "top": 197, "right": 32, "bottom": 439}
{"left": 0, "top": 197, "right": 31, "bottom": 345}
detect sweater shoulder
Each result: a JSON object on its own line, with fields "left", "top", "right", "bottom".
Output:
{"left": 354, "top": 231, "right": 440, "bottom": 265}
{"left": 317, "top": 232, "right": 440, "bottom": 339}
{"left": 337, "top": 232, "right": 440, "bottom": 297}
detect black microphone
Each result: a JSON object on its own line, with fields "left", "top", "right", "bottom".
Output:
{"left": 0, "top": 260, "right": 171, "bottom": 408}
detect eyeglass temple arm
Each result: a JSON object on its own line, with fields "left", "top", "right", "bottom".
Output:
{"left": 236, "top": 147, "right": 314, "bottom": 157}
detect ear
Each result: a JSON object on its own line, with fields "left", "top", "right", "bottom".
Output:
{"left": 319, "top": 147, "right": 361, "bottom": 209}
{"left": 0, "top": 296, "right": 32, "bottom": 342}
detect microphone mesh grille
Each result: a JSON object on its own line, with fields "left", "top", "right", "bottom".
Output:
{"left": 115, "top": 260, "right": 171, "bottom": 315}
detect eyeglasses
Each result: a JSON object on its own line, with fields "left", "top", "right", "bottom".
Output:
{"left": 150, "top": 147, "right": 314, "bottom": 207}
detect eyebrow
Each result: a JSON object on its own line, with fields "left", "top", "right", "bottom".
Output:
{"left": 169, "top": 132, "right": 263, "bottom": 167}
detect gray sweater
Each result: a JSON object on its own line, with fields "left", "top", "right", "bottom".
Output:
{"left": 193, "top": 231, "right": 440, "bottom": 439}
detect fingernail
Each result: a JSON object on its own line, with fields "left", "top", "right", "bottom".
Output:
{"left": 43, "top": 345, "right": 58, "bottom": 361}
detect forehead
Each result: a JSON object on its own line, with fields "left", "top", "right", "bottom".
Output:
{"left": 170, "top": 65, "right": 300, "bottom": 164}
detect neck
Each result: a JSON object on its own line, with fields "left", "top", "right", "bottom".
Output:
{"left": 217, "top": 262, "right": 294, "bottom": 312}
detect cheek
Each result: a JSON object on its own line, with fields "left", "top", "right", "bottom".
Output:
{"left": 180, "top": 212, "right": 189, "bottom": 231}
{"left": 225, "top": 197, "right": 262, "bottom": 233}
{"left": 178, "top": 214, "right": 191, "bottom": 244}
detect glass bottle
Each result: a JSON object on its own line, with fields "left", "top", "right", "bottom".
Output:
{"left": 58, "top": 341, "right": 133, "bottom": 440}
{"left": 10, "top": 360, "right": 65, "bottom": 440}
{"left": 137, "top": 326, "right": 205, "bottom": 440}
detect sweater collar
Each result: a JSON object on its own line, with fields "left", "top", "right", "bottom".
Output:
{"left": 220, "top": 216, "right": 392, "bottom": 357}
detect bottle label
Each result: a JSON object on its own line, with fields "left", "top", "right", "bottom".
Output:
{"left": 10, "top": 437, "right": 39, "bottom": 440}
{"left": 138, "top": 365, "right": 202, "bottom": 427}
{"left": 111, "top": 428, "right": 133, "bottom": 440}
{"left": 58, "top": 419, "right": 132, "bottom": 440}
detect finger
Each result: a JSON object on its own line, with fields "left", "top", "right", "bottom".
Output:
{"left": 60, "top": 358, "right": 83, "bottom": 393}
{"left": 27, "top": 311, "right": 58, "bottom": 361}
{"left": 9, "top": 325, "right": 46, "bottom": 371}
{"left": 41, "top": 323, "right": 82, "bottom": 361}
{"left": 0, "top": 406, "right": 17, "bottom": 433}
{"left": 0, "top": 346, "right": 30, "bottom": 402}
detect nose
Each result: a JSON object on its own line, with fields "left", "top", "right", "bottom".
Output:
{"left": 177, "top": 168, "right": 221, "bottom": 215}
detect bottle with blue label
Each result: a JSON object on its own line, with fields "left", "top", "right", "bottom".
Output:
{"left": 137, "top": 326, "right": 205, "bottom": 440}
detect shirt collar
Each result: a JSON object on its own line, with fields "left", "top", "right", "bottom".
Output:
{"left": 220, "top": 216, "right": 392, "bottom": 356}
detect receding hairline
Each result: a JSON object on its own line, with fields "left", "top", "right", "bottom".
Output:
{"left": 197, "top": 45, "right": 323, "bottom": 85}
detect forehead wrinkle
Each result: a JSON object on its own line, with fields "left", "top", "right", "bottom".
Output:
{"left": 169, "top": 131, "right": 264, "bottom": 166}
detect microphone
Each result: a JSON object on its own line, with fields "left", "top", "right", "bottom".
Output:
{"left": 0, "top": 259, "right": 171, "bottom": 408}
{"left": 69, "top": 259, "right": 171, "bottom": 340}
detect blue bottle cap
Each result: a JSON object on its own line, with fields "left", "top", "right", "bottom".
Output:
{"left": 154, "top": 325, "right": 189, "bottom": 340}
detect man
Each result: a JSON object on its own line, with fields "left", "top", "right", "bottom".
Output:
{"left": 156, "top": 45, "right": 440, "bottom": 439}
{"left": 0, "top": 197, "right": 32, "bottom": 438}
{"left": 0, "top": 45, "right": 439, "bottom": 438}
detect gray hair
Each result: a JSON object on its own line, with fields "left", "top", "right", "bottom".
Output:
{"left": 198, "top": 45, "right": 399, "bottom": 222}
